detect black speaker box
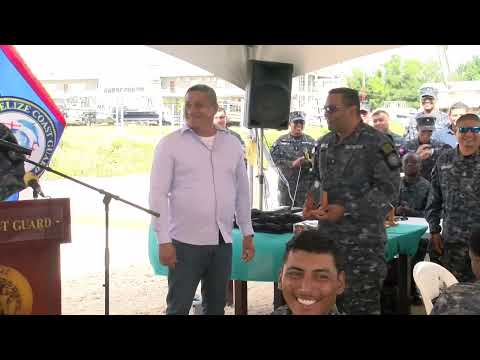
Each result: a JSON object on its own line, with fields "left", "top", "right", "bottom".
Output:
{"left": 244, "top": 60, "right": 293, "bottom": 129}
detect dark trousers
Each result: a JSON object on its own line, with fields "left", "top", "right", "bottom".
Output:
{"left": 166, "top": 234, "right": 232, "bottom": 315}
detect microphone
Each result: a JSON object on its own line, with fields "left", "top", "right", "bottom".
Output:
{"left": 0, "top": 138, "right": 32, "bottom": 155}
{"left": 24, "top": 171, "right": 45, "bottom": 198}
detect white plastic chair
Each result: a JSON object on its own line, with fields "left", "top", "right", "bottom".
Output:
{"left": 413, "top": 261, "right": 459, "bottom": 315}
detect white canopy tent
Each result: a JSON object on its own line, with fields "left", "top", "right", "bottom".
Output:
{"left": 148, "top": 45, "right": 404, "bottom": 209}
{"left": 147, "top": 45, "right": 403, "bottom": 88}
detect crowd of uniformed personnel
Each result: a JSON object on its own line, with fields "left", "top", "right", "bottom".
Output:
{"left": 3, "top": 82, "right": 479, "bottom": 316}
{"left": 271, "top": 86, "right": 480, "bottom": 315}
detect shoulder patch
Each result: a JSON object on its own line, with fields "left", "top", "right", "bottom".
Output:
{"left": 382, "top": 142, "right": 395, "bottom": 155}
{"left": 381, "top": 141, "right": 401, "bottom": 169}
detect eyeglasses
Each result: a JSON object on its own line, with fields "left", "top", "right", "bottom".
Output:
{"left": 323, "top": 105, "right": 348, "bottom": 114}
{"left": 421, "top": 98, "right": 434, "bottom": 104}
{"left": 458, "top": 127, "right": 480, "bottom": 134}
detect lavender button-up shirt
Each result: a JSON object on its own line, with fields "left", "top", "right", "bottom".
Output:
{"left": 149, "top": 125, "right": 254, "bottom": 246}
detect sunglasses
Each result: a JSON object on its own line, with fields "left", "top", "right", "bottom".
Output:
{"left": 323, "top": 105, "right": 349, "bottom": 114}
{"left": 458, "top": 127, "right": 480, "bottom": 134}
{"left": 215, "top": 115, "right": 226, "bottom": 119}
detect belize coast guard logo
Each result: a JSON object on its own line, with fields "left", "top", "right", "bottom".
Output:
{"left": 0, "top": 96, "right": 57, "bottom": 176}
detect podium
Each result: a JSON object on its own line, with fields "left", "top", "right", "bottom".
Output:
{"left": 0, "top": 198, "right": 71, "bottom": 315}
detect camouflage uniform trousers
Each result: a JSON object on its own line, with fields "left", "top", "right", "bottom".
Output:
{"left": 439, "top": 240, "right": 475, "bottom": 283}
{"left": 323, "top": 223, "right": 387, "bottom": 315}
{"left": 336, "top": 246, "right": 387, "bottom": 315}
{"left": 430, "top": 281, "right": 480, "bottom": 315}
{"left": 277, "top": 174, "right": 313, "bottom": 208}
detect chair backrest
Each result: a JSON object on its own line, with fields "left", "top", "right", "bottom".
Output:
{"left": 413, "top": 261, "right": 459, "bottom": 315}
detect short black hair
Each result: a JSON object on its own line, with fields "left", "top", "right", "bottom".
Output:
{"left": 456, "top": 113, "right": 480, "bottom": 127}
{"left": 449, "top": 102, "right": 468, "bottom": 114}
{"left": 469, "top": 226, "right": 480, "bottom": 257}
{"left": 283, "top": 230, "right": 345, "bottom": 272}
{"left": 371, "top": 109, "right": 390, "bottom": 118}
{"left": 328, "top": 87, "right": 361, "bottom": 116}
{"left": 185, "top": 84, "right": 218, "bottom": 106}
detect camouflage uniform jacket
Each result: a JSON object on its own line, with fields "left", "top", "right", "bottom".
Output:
{"left": 271, "top": 133, "right": 316, "bottom": 205}
{"left": 271, "top": 304, "right": 343, "bottom": 315}
{"left": 426, "top": 148, "right": 480, "bottom": 244}
{"left": 397, "top": 176, "right": 430, "bottom": 218}
{"left": 386, "top": 130, "right": 405, "bottom": 154}
{"left": 0, "top": 123, "right": 26, "bottom": 200}
{"left": 430, "top": 281, "right": 480, "bottom": 315}
{"left": 311, "top": 122, "right": 401, "bottom": 250}
{"left": 404, "top": 138, "right": 452, "bottom": 182}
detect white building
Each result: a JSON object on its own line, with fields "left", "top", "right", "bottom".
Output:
{"left": 39, "top": 65, "right": 346, "bottom": 126}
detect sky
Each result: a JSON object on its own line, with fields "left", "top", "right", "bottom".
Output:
{"left": 13, "top": 45, "right": 480, "bottom": 82}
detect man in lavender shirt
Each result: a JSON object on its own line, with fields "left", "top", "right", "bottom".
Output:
{"left": 149, "top": 84, "right": 255, "bottom": 315}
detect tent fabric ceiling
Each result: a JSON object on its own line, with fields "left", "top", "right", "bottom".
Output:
{"left": 148, "top": 45, "right": 402, "bottom": 88}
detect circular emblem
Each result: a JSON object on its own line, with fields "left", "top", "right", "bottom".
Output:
{"left": 0, "top": 265, "right": 33, "bottom": 315}
{"left": 0, "top": 97, "right": 58, "bottom": 177}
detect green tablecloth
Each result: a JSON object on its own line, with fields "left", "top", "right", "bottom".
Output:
{"left": 148, "top": 223, "right": 427, "bottom": 282}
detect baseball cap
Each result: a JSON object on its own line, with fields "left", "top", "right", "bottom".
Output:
{"left": 420, "top": 87, "right": 438, "bottom": 100}
{"left": 416, "top": 116, "right": 436, "bottom": 131}
{"left": 289, "top": 111, "right": 306, "bottom": 123}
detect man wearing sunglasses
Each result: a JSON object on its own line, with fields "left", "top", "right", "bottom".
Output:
{"left": 303, "top": 87, "right": 401, "bottom": 315}
{"left": 426, "top": 113, "right": 480, "bottom": 283}
{"left": 271, "top": 111, "right": 316, "bottom": 208}
{"left": 404, "top": 116, "right": 452, "bottom": 182}
{"left": 404, "top": 87, "right": 450, "bottom": 142}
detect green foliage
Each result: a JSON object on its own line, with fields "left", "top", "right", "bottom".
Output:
{"left": 46, "top": 125, "right": 173, "bottom": 179}
{"left": 45, "top": 125, "right": 330, "bottom": 179}
{"left": 347, "top": 55, "right": 443, "bottom": 109}
{"left": 454, "top": 56, "right": 480, "bottom": 81}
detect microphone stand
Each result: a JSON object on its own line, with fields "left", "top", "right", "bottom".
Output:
{"left": 22, "top": 157, "right": 160, "bottom": 315}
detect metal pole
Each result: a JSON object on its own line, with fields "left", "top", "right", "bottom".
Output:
{"left": 259, "top": 128, "right": 264, "bottom": 211}
{"left": 103, "top": 195, "right": 112, "bottom": 315}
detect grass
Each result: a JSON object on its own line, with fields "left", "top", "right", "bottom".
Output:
{"left": 46, "top": 125, "right": 171, "bottom": 179}
{"left": 46, "top": 120, "right": 405, "bottom": 179}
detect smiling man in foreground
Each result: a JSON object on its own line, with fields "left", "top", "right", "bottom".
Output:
{"left": 272, "top": 230, "right": 346, "bottom": 315}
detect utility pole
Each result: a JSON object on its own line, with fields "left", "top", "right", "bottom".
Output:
{"left": 438, "top": 45, "right": 451, "bottom": 87}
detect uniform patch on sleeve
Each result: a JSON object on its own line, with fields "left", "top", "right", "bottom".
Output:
{"left": 382, "top": 142, "right": 401, "bottom": 169}
{"left": 382, "top": 142, "right": 394, "bottom": 155}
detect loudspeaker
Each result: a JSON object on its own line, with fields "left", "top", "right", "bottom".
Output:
{"left": 244, "top": 60, "right": 293, "bottom": 130}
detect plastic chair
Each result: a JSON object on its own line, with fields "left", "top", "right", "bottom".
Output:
{"left": 413, "top": 261, "right": 459, "bottom": 315}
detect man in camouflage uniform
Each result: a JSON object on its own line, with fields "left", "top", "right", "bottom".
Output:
{"left": 371, "top": 109, "right": 406, "bottom": 155}
{"left": 395, "top": 153, "right": 430, "bottom": 218}
{"left": 404, "top": 87, "right": 450, "bottom": 142}
{"left": 404, "top": 116, "right": 451, "bottom": 182}
{"left": 426, "top": 113, "right": 480, "bottom": 283}
{"left": 272, "top": 229, "right": 345, "bottom": 315}
{"left": 304, "top": 88, "right": 401, "bottom": 315}
{"left": 0, "top": 123, "right": 26, "bottom": 201}
{"left": 430, "top": 225, "right": 480, "bottom": 315}
{"left": 271, "top": 111, "right": 316, "bottom": 208}
{"left": 213, "top": 107, "right": 244, "bottom": 148}
{"left": 432, "top": 101, "right": 468, "bottom": 148}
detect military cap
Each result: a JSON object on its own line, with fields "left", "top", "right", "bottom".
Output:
{"left": 416, "top": 116, "right": 436, "bottom": 131}
{"left": 420, "top": 87, "right": 438, "bottom": 100}
{"left": 289, "top": 111, "right": 306, "bottom": 123}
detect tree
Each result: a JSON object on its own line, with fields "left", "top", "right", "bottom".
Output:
{"left": 454, "top": 56, "right": 480, "bottom": 81}
{"left": 346, "top": 55, "right": 443, "bottom": 109}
